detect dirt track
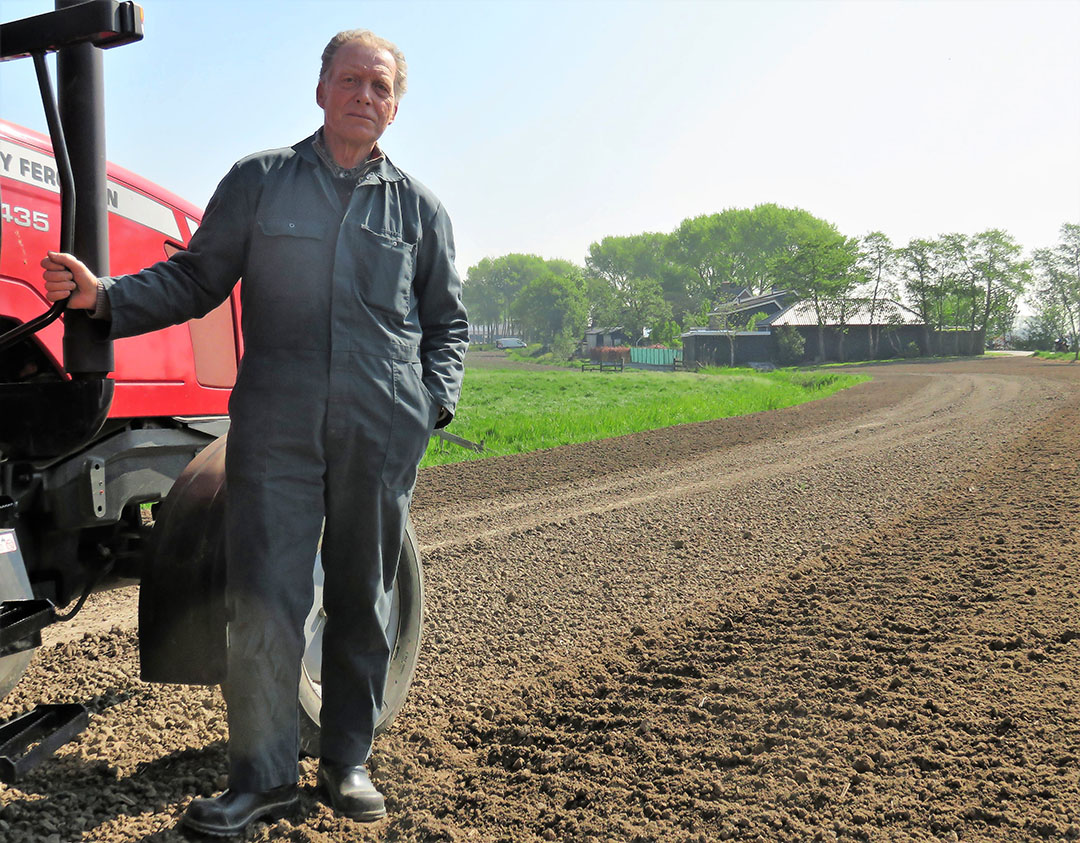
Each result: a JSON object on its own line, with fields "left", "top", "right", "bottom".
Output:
{"left": 1, "top": 356, "right": 1078, "bottom": 842}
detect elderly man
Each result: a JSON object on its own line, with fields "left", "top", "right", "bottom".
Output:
{"left": 43, "top": 29, "right": 467, "bottom": 836}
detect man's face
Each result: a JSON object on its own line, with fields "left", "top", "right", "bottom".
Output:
{"left": 316, "top": 41, "right": 399, "bottom": 155}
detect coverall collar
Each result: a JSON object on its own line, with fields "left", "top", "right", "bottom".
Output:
{"left": 295, "top": 131, "right": 405, "bottom": 184}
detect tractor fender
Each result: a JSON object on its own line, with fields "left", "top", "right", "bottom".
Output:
{"left": 139, "top": 435, "right": 228, "bottom": 684}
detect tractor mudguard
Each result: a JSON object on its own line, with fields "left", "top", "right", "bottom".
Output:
{"left": 138, "top": 435, "right": 228, "bottom": 684}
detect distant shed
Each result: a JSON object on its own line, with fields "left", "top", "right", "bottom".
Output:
{"left": 583, "top": 327, "right": 630, "bottom": 350}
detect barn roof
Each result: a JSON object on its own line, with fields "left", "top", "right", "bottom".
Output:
{"left": 766, "top": 298, "right": 923, "bottom": 327}
{"left": 709, "top": 289, "right": 794, "bottom": 318}
{"left": 585, "top": 326, "right": 626, "bottom": 335}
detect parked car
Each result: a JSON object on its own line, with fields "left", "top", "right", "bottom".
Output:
{"left": 496, "top": 337, "right": 527, "bottom": 349}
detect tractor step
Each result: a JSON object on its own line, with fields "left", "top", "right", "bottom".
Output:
{"left": 0, "top": 599, "right": 57, "bottom": 657}
{"left": 0, "top": 703, "right": 89, "bottom": 783}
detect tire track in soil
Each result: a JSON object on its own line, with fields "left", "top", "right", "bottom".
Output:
{"left": 0, "top": 357, "right": 1076, "bottom": 842}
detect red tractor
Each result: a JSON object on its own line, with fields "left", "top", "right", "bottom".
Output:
{"left": 0, "top": 0, "right": 422, "bottom": 776}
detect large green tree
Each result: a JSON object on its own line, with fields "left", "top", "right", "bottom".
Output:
{"left": 463, "top": 253, "right": 551, "bottom": 337}
{"left": 586, "top": 272, "right": 672, "bottom": 344}
{"left": 769, "top": 231, "right": 860, "bottom": 361}
{"left": 1062, "top": 223, "right": 1080, "bottom": 282}
{"left": 1031, "top": 223, "right": 1080, "bottom": 359}
{"left": 669, "top": 211, "right": 743, "bottom": 306}
{"left": 899, "top": 234, "right": 978, "bottom": 336}
{"left": 898, "top": 238, "right": 938, "bottom": 326}
{"left": 897, "top": 237, "right": 940, "bottom": 351}
{"left": 967, "top": 229, "right": 1030, "bottom": 337}
{"left": 511, "top": 269, "right": 589, "bottom": 354}
{"left": 856, "top": 232, "right": 899, "bottom": 357}
{"left": 670, "top": 204, "right": 838, "bottom": 307}
{"left": 585, "top": 233, "right": 679, "bottom": 338}
{"left": 934, "top": 233, "right": 974, "bottom": 331}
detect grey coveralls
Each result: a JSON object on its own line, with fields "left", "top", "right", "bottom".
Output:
{"left": 102, "top": 133, "right": 468, "bottom": 790}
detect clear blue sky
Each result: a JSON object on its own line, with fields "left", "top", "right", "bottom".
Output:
{"left": 2, "top": 0, "right": 1078, "bottom": 276}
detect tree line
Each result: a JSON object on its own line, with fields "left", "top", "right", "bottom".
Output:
{"left": 462, "top": 204, "right": 1079, "bottom": 360}
{"left": 1025, "top": 224, "right": 1080, "bottom": 357}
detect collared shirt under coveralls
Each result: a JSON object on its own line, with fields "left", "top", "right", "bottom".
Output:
{"left": 101, "top": 132, "right": 469, "bottom": 790}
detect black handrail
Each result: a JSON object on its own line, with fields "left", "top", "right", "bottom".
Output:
{"left": 0, "top": 0, "right": 142, "bottom": 356}
{"left": 0, "top": 52, "right": 75, "bottom": 353}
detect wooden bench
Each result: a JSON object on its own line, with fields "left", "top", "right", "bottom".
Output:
{"left": 581, "top": 359, "right": 624, "bottom": 372}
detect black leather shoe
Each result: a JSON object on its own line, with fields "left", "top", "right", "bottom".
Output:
{"left": 180, "top": 784, "right": 299, "bottom": 837}
{"left": 318, "top": 762, "right": 386, "bottom": 822}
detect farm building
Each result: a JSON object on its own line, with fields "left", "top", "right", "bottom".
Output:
{"left": 770, "top": 298, "right": 924, "bottom": 362}
{"left": 680, "top": 328, "right": 773, "bottom": 367}
{"left": 582, "top": 327, "right": 631, "bottom": 351}
{"left": 682, "top": 298, "right": 985, "bottom": 366}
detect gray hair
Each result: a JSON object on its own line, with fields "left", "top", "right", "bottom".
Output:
{"left": 319, "top": 30, "right": 408, "bottom": 98}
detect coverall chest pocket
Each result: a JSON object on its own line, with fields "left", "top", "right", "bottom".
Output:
{"left": 351, "top": 224, "right": 417, "bottom": 318}
{"left": 251, "top": 218, "right": 333, "bottom": 345}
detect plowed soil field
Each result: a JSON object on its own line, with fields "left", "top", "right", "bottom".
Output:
{"left": 2, "top": 356, "right": 1078, "bottom": 842}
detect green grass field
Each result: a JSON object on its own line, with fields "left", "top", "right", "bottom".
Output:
{"left": 420, "top": 366, "right": 868, "bottom": 468}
